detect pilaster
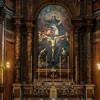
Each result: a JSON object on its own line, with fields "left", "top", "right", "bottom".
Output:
{"left": 85, "top": 17, "right": 93, "bottom": 84}
{"left": 71, "top": 18, "right": 82, "bottom": 84}
{"left": 14, "top": 17, "right": 22, "bottom": 83}
{"left": 72, "top": 18, "right": 85, "bottom": 84}
{"left": 85, "top": 0, "right": 93, "bottom": 84}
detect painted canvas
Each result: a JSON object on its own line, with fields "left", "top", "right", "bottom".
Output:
{"left": 37, "top": 5, "right": 70, "bottom": 69}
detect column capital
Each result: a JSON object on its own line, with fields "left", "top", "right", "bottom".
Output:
{"left": 85, "top": 16, "right": 94, "bottom": 24}
{"left": 85, "top": 16, "right": 94, "bottom": 33}
{"left": 26, "top": 17, "right": 35, "bottom": 21}
{"left": 26, "top": 18, "right": 35, "bottom": 33}
{"left": 71, "top": 18, "right": 85, "bottom": 35}
{"left": 13, "top": 16, "right": 23, "bottom": 26}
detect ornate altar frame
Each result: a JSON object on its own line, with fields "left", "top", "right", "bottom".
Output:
{"left": 12, "top": 0, "right": 95, "bottom": 100}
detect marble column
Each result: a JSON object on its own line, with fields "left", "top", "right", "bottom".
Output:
{"left": 14, "top": 20, "right": 21, "bottom": 83}
{"left": 14, "top": 0, "right": 22, "bottom": 83}
{"left": 26, "top": 0, "right": 33, "bottom": 83}
{"left": 26, "top": 20, "right": 33, "bottom": 83}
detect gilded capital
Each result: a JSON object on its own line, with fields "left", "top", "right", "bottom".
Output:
{"left": 26, "top": 18, "right": 34, "bottom": 33}
{"left": 26, "top": 22, "right": 33, "bottom": 33}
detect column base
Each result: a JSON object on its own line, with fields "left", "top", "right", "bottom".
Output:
{"left": 12, "top": 83, "right": 21, "bottom": 100}
{"left": 85, "top": 84, "right": 95, "bottom": 100}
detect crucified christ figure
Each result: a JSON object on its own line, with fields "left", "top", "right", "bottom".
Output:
{"left": 43, "top": 34, "right": 65, "bottom": 60}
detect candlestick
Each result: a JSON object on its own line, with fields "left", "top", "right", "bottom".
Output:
{"left": 38, "top": 55, "right": 40, "bottom": 67}
{"left": 38, "top": 55, "right": 40, "bottom": 81}
{"left": 59, "top": 56, "right": 61, "bottom": 81}
{"left": 67, "top": 56, "right": 69, "bottom": 81}
{"left": 30, "top": 55, "right": 32, "bottom": 82}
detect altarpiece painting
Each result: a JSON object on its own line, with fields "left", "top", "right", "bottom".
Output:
{"left": 37, "top": 5, "right": 71, "bottom": 70}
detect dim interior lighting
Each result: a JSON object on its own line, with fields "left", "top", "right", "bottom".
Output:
{"left": 97, "top": 63, "right": 100, "bottom": 69}
{"left": 6, "top": 62, "right": 10, "bottom": 68}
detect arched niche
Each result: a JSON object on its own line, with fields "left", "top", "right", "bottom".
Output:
{"left": 33, "top": 4, "right": 73, "bottom": 81}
